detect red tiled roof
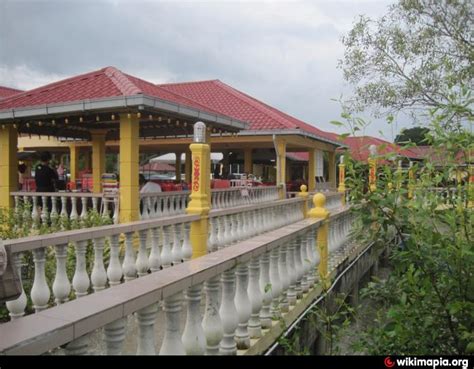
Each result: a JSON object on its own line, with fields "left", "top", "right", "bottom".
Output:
{"left": 340, "top": 136, "right": 419, "bottom": 161}
{"left": 0, "top": 67, "right": 223, "bottom": 116}
{"left": 0, "top": 86, "right": 23, "bottom": 100}
{"left": 159, "top": 80, "right": 339, "bottom": 143}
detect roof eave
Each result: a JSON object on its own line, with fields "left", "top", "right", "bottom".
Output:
{"left": 238, "top": 129, "right": 347, "bottom": 148}
{"left": 0, "top": 94, "right": 249, "bottom": 131}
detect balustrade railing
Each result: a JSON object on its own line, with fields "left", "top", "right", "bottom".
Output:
{"left": 10, "top": 192, "right": 118, "bottom": 226}
{"left": 2, "top": 213, "right": 199, "bottom": 320}
{"left": 423, "top": 186, "right": 469, "bottom": 207}
{"left": 208, "top": 197, "right": 305, "bottom": 251}
{"left": 140, "top": 186, "right": 280, "bottom": 220}
{"left": 0, "top": 206, "right": 354, "bottom": 356}
{"left": 211, "top": 186, "right": 280, "bottom": 210}
{"left": 140, "top": 191, "right": 189, "bottom": 220}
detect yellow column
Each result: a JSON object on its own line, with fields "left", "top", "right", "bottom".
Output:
{"left": 396, "top": 160, "right": 403, "bottom": 191}
{"left": 338, "top": 155, "right": 346, "bottom": 205}
{"left": 91, "top": 130, "right": 106, "bottom": 193}
{"left": 309, "top": 193, "right": 330, "bottom": 289}
{"left": 328, "top": 151, "right": 336, "bottom": 190}
{"left": 0, "top": 125, "right": 18, "bottom": 210}
{"left": 186, "top": 122, "right": 211, "bottom": 259}
{"left": 468, "top": 163, "right": 473, "bottom": 208}
{"left": 298, "top": 184, "right": 309, "bottom": 218}
{"left": 308, "top": 148, "right": 316, "bottom": 192}
{"left": 408, "top": 161, "right": 414, "bottom": 199}
{"left": 275, "top": 138, "right": 286, "bottom": 199}
{"left": 185, "top": 149, "right": 192, "bottom": 184}
{"left": 69, "top": 144, "right": 79, "bottom": 184}
{"left": 244, "top": 148, "right": 252, "bottom": 174}
{"left": 119, "top": 113, "right": 139, "bottom": 223}
{"left": 368, "top": 158, "right": 377, "bottom": 192}
{"left": 175, "top": 152, "right": 182, "bottom": 183}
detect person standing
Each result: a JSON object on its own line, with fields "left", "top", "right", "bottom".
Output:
{"left": 35, "top": 151, "right": 58, "bottom": 192}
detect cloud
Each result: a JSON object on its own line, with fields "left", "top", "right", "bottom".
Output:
{"left": 0, "top": 0, "right": 397, "bottom": 139}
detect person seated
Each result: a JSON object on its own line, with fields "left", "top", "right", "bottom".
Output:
{"left": 139, "top": 174, "right": 162, "bottom": 193}
{"left": 35, "top": 151, "right": 58, "bottom": 192}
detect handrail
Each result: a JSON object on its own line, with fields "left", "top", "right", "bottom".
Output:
{"left": 4, "top": 213, "right": 200, "bottom": 253}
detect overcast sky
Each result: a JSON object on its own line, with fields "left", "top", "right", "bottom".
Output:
{"left": 0, "top": 0, "right": 404, "bottom": 140}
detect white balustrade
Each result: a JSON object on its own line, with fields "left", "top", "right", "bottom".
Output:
{"left": 10, "top": 192, "right": 117, "bottom": 227}
{"left": 1, "top": 208, "right": 357, "bottom": 356}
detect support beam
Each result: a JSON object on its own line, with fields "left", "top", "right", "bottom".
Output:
{"left": 91, "top": 131, "right": 106, "bottom": 193}
{"left": 328, "top": 151, "right": 336, "bottom": 190}
{"left": 0, "top": 125, "right": 18, "bottom": 210}
{"left": 69, "top": 144, "right": 79, "bottom": 185}
{"left": 185, "top": 149, "right": 192, "bottom": 184}
{"left": 308, "top": 148, "right": 316, "bottom": 192}
{"left": 244, "top": 148, "right": 252, "bottom": 174}
{"left": 119, "top": 113, "right": 139, "bottom": 223}
{"left": 175, "top": 152, "right": 182, "bottom": 183}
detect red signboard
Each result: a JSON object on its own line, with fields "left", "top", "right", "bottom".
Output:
{"left": 192, "top": 157, "right": 200, "bottom": 192}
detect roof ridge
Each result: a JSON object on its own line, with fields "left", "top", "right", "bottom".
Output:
{"left": 104, "top": 67, "right": 142, "bottom": 96}
{"left": 158, "top": 79, "right": 220, "bottom": 87}
{"left": 0, "top": 67, "right": 111, "bottom": 105}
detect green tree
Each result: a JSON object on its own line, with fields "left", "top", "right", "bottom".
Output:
{"left": 394, "top": 126, "right": 430, "bottom": 145}
{"left": 340, "top": 0, "right": 473, "bottom": 123}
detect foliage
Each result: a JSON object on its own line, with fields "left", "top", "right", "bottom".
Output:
{"left": 394, "top": 126, "right": 430, "bottom": 145}
{"left": 335, "top": 101, "right": 473, "bottom": 354}
{"left": 339, "top": 0, "right": 474, "bottom": 124}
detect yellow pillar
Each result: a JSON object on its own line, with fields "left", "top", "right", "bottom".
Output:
{"left": 244, "top": 148, "right": 252, "bottom": 174}
{"left": 119, "top": 113, "right": 139, "bottom": 223}
{"left": 308, "top": 148, "right": 316, "bottom": 192}
{"left": 468, "top": 163, "right": 473, "bottom": 208}
{"left": 328, "top": 151, "right": 336, "bottom": 190}
{"left": 91, "top": 130, "right": 106, "bottom": 193}
{"left": 308, "top": 193, "right": 330, "bottom": 289}
{"left": 175, "top": 152, "right": 182, "bottom": 183}
{"left": 186, "top": 122, "right": 211, "bottom": 259}
{"left": 275, "top": 138, "right": 286, "bottom": 199}
{"left": 368, "top": 157, "right": 377, "bottom": 192}
{"left": 408, "top": 161, "right": 414, "bottom": 199}
{"left": 396, "top": 160, "right": 403, "bottom": 191}
{"left": 338, "top": 155, "right": 346, "bottom": 205}
{"left": 0, "top": 125, "right": 18, "bottom": 210}
{"left": 185, "top": 149, "right": 192, "bottom": 184}
{"left": 69, "top": 144, "right": 79, "bottom": 184}
{"left": 298, "top": 184, "right": 309, "bottom": 218}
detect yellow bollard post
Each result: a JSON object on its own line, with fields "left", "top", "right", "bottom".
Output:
{"left": 368, "top": 144, "right": 377, "bottom": 192}
{"left": 308, "top": 148, "right": 316, "bottom": 192}
{"left": 308, "top": 193, "right": 330, "bottom": 290}
{"left": 337, "top": 155, "right": 346, "bottom": 205}
{"left": 186, "top": 122, "right": 211, "bottom": 259}
{"left": 298, "top": 184, "right": 309, "bottom": 218}
{"left": 468, "top": 164, "right": 474, "bottom": 208}
{"left": 408, "top": 161, "right": 415, "bottom": 200}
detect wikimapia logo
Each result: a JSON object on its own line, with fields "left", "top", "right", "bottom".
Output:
{"left": 384, "top": 356, "right": 470, "bottom": 369}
